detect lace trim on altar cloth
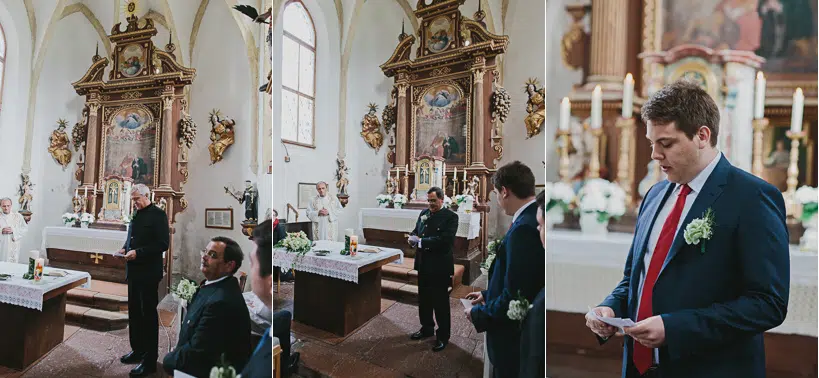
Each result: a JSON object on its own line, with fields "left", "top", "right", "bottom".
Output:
{"left": 272, "top": 245, "right": 403, "bottom": 284}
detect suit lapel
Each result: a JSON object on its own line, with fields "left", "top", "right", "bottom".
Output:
{"left": 659, "top": 156, "right": 730, "bottom": 274}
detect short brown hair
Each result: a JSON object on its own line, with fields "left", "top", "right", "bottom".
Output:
{"left": 492, "top": 161, "right": 536, "bottom": 199}
{"left": 641, "top": 80, "right": 720, "bottom": 146}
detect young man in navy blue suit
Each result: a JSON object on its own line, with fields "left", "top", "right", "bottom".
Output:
{"left": 519, "top": 190, "right": 546, "bottom": 378}
{"left": 586, "top": 80, "right": 790, "bottom": 378}
{"left": 465, "top": 161, "right": 544, "bottom": 378}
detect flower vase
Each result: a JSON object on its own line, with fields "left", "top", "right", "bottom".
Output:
{"left": 394, "top": 203, "right": 404, "bottom": 209}
{"left": 64, "top": 222, "right": 74, "bottom": 228}
{"left": 800, "top": 214, "right": 817, "bottom": 252}
{"left": 545, "top": 206, "right": 565, "bottom": 230}
{"left": 458, "top": 199, "right": 474, "bottom": 213}
{"left": 379, "top": 202, "right": 389, "bottom": 208}
{"left": 579, "top": 212, "right": 609, "bottom": 236}
{"left": 80, "top": 222, "right": 89, "bottom": 229}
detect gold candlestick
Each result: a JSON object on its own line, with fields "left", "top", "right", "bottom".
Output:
{"left": 588, "top": 125, "right": 604, "bottom": 179}
{"left": 91, "top": 191, "right": 97, "bottom": 219}
{"left": 403, "top": 168, "right": 409, "bottom": 198}
{"left": 751, "top": 118, "right": 770, "bottom": 178}
{"left": 443, "top": 174, "right": 448, "bottom": 196}
{"left": 615, "top": 117, "right": 635, "bottom": 207}
{"left": 785, "top": 130, "right": 806, "bottom": 217}
{"left": 558, "top": 130, "right": 571, "bottom": 183}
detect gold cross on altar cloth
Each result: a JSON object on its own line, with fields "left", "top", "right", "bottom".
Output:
{"left": 90, "top": 253, "right": 104, "bottom": 264}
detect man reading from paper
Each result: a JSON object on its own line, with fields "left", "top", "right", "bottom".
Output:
{"left": 0, "top": 197, "right": 27, "bottom": 263}
{"left": 306, "top": 182, "right": 342, "bottom": 241}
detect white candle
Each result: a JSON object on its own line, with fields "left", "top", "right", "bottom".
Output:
{"left": 622, "top": 74, "right": 634, "bottom": 118}
{"left": 559, "top": 97, "right": 571, "bottom": 131}
{"left": 754, "top": 72, "right": 766, "bottom": 120}
{"left": 791, "top": 88, "right": 804, "bottom": 133}
{"left": 29, "top": 250, "right": 39, "bottom": 260}
{"left": 453, "top": 167, "right": 457, "bottom": 178}
{"left": 75, "top": 189, "right": 78, "bottom": 198}
{"left": 84, "top": 187, "right": 88, "bottom": 197}
{"left": 463, "top": 169, "right": 467, "bottom": 181}
{"left": 405, "top": 164, "right": 408, "bottom": 173}
{"left": 443, "top": 163, "right": 446, "bottom": 173}
{"left": 591, "top": 85, "right": 602, "bottom": 129}
{"left": 387, "top": 169, "right": 391, "bottom": 180}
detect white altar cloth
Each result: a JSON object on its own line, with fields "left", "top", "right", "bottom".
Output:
{"left": 273, "top": 240, "right": 403, "bottom": 284}
{"left": 42, "top": 226, "right": 126, "bottom": 255}
{"left": 547, "top": 229, "right": 817, "bottom": 337}
{"left": 359, "top": 208, "right": 481, "bottom": 240}
{"left": 0, "top": 262, "right": 90, "bottom": 311}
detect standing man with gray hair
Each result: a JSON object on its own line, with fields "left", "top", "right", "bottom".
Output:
{"left": 306, "top": 181, "right": 342, "bottom": 241}
{"left": 0, "top": 197, "right": 27, "bottom": 263}
{"left": 116, "top": 184, "right": 170, "bottom": 377}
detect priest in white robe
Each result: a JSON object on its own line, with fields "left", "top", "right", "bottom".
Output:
{"left": 0, "top": 197, "right": 28, "bottom": 263}
{"left": 306, "top": 182, "right": 342, "bottom": 241}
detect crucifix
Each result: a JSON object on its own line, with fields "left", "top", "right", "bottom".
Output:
{"left": 90, "top": 253, "right": 104, "bottom": 264}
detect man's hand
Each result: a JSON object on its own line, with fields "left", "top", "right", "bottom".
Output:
{"left": 624, "top": 315, "right": 666, "bottom": 348}
{"left": 465, "top": 291, "right": 484, "bottom": 305}
{"left": 125, "top": 250, "right": 137, "bottom": 261}
{"left": 319, "top": 208, "right": 329, "bottom": 216}
{"left": 585, "top": 306, "right": 618, "bottom": 339}
{"left": 407, "top": 235, "right": 420, "bottom": 246}
{"left": 1, "top": 227, "right": 12, "bottom": 234}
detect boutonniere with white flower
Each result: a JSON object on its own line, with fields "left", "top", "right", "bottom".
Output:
{"left": 507, "top": 291, "right": 533, "bottom": 325}
{"left": 420, "top": 214, "right": 429, "bottom": 223}
{"left": 684, "top": 208, "right": 715, "bottom": 254}
{"left": 209, "top": 354, "right": 239, "bottom": 378}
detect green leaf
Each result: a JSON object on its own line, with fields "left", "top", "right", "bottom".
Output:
{"left": 801, "top": 203, "right": 818, "bottom": 222}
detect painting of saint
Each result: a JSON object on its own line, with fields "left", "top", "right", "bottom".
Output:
{"left": 414, "top": 83, "right": 468, "bottom": 165}
{"left": 119, "top": 44, "right": 145, "bottom": 78}
{"left": 661, "top": 0, "right": 816, "bottom": 74}
{"left": 426, "top": 16, "right": 453, "bottom": 53}
{"left": 102, "top": 106, "right": 156, "bottom": 186}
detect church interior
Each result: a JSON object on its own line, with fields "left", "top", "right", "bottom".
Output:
{"left": 272, "top": 0, "right": 545, "bottom": 376}
{"left": 0, "top": 0, "right": 271, "bottom": 376}
{"left": 546, "top": 0, "right": 817, "bottom": 377}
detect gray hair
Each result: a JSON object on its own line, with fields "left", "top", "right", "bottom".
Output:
{"left": 132, "top": 184, "right": 151, "bottom": 196}
{"left": 316, "top": 181, "right": 328, "bottom": 189}
{"left": 0, "top": 198, "right": 11, "bottom": 205}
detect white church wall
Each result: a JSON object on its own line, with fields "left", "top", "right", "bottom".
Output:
{"left": 0, "top": 1, "right": 33, "bottom": 206}
{"left": 271, "top": 0, "right": 341, "bottom": 223}
{"left": 491, "top": 0, "right": 546, "bottom": 235}
{"left": 22, "top": 13, "right": 104, "bottom": 254}
{"left": 176, "top": 0, "right": 257, "bottom": 282}
{"left": 338, "top": 0, "right": 409, "bottom": 239}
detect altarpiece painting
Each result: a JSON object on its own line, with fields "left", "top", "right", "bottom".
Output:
{"left": 413, "top": 82, "right": 469, "bottom": 166}
{"left": 101, "top": 105, "right": 158, "bottom": 187}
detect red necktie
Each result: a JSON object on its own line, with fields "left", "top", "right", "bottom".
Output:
{"left": 633, "top": 184, "right": 691, "bottom": 374}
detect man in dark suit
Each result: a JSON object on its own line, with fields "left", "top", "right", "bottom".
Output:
{"left": 519, "top": 190, "right": 546, "bottom": 378}
{"left": 465, "top": 161, "right": 544, "bottom": 378}
{"left": 117, "top": 184, "right": 169, "bottom": 377}
{"left": 586, "top": 81, "right": 789, "bottom": 378}
{"left": 407, "top": 187, "right": 458, "bottom": 352}
{"left": 162, "top": 237, "right": 252, "bottom": 377}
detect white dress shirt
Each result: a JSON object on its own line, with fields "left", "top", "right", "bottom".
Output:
{"left": 511, "top": 199, "right": 537, "bottom": 225}
{"left": 204, "top": 274, "right": 231, "bottom": 287}
{"left": 635, "top": 152, "right": 722, "bottom": 363}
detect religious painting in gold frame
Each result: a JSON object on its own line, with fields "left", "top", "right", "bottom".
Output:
{"left": 666, "top": 59, "right": 720, "bottom": 101}
{"left": 425, "top": 15, "right": 455, "bottom": 54}
{"left": 411, "top": 80, "right": 470, "bottom": 168}
{"left": 641, "top": 0, "right": 817, "bottom": 98}
{"left": 117, "top": 43, "right": 148, "bottom": 79}
{"left": 100, "top": 104, "right": 161, "bottom": 188}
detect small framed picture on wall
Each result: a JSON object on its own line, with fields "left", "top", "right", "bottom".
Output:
{"left": 205, "top": 208, "right": 233, "bottom": 230}
{"left": 298, "top": 182, "right": 318, "bottom": 209}
{"left": 535, "top": 184, "right": 545, "bottom": 196}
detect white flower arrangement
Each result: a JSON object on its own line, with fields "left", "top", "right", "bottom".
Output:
{"left": 507, "top": 292, "right": 533, "bottom": 322}
{"left": 376, "top": 194, "right": 393, "bottom": 205}
{"left": 274, "top": 231, "right": 312, "bottom": 254}
{"left": 454, "top": 194, "right": 474, "bottom": 206}
{"left": 62, "top": 213, "right": 79, "bottom": 224}
{"left": 393, "top": 194, "right": 408, "bottom": 206}
{"left": 80, "top": 213, "right": 95, "bottom": 224}
{"left": 684, "top": 208, "right": 715, "bottom": 254}
{"left": 442, "top": 196, "right": 453, "bottom": 208}
{"left": 173, "top": 278, "right": 199, "bottom": 302}
{"left": 544, "top": 181, "right": 575, "bottom": 213}
{"left": 795, "top": 186, "right": 818, "bottom": 222}
{"left": 576, "top": 179, "right": 626, "bottom": 222}
{"left": 480, "top": 236, "right": 503, "bottom": 275}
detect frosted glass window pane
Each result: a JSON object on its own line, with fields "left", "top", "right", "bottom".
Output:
{"left": 281, "top": 37, "right": 299, "bottom": 90}
{"left": 281, "top": 91, "right": 298, "bottom": 141}
{"left": 298, "top": 97, "right": 313, "bottom": 145}
{"left": 283, "top": 3, "right": 315, "bottom": 46}
{"left": 299, "top": 47, "right": 314, "bottom": 96}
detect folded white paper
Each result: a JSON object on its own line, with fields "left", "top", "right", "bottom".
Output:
{"left": 460, "top": 298, "right": 474, "bottom": 310}
{"left": 588, "top": 306, "right": 636, "bottom": 333}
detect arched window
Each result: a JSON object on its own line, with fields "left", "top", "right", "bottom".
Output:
{"left": 0, "top": 23, "right": 6, "bottom": 111}
{"left": 281, "top": 1, "right": 316, "bottom": 147}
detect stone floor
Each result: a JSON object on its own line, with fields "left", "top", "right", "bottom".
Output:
{"left": 0, "top": 294, "right": 181, "bottom": 378}
{"left": 274, "top": 275, "right": 489, "bottom": 378}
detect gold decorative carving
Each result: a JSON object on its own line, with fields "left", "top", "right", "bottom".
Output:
{"left": 431, "top": 67, "right": 452, "bottom": 77}
{"left": 616, "top": 117, "right": 636, "bottom": 208}
{"left": 562, "top": 5, "right": 590, "bottom": 70}
{"left": 48, "top": 119, "right": 73, "bottom": 169}
{"left": 180, "top": 197, "right": 188, "bottom": 210}
{"left": 121, "top": 91, "right": 142, "bottom": 99}
{"left": 752, "top": 118, "right": 770, "bottom": 178}
{"left": 162, "top": 95, "right": 173, "bottom": 110}
{"left": 396, "top": 83, "right": 409, "bottom": 98}
{"left": 361, "top": 103, "right": 384, "bottom": 151}
{"left": 87, "top": 102, "right": 101, "bottom": 117}
{"left": 523, "top": 78, "right": 545, "bottom": 138}
{"left": 472, "top": 68, "right": 485, "bottom": 84}
{"left": 208, "top": 109, "right": 235, "bottom": 165}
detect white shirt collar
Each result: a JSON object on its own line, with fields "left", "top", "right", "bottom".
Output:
{"left": 680, "top": 151, "right": 722, "bottom": 194}
{"left": 204, "top": 275, "right": 231, "bottom": 286}
{"left": 512, "top": 199, "right": 537, "bottom": 224}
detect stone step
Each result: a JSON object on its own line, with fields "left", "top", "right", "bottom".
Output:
{"left": 67, "top": 279, "right": 129, "bottom": 312}
{"left": 66, "top": 303, "right": 129, "bottom": 331}
{"left": 381, "top": 259, "right": 465, "bottom": 304}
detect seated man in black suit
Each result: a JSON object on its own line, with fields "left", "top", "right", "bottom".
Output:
{"left": 162, "top": 237, "right": 251, "bottom": 377}
{"left": 519, "top": 190, "right": 546, "bottom": 377}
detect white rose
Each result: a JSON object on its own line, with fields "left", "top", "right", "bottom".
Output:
{"left": 606, "top": 197, "right": 626, "bottom": 217}
{"left": 579, "top": 193, "right": 607, "bottom": 213}
{"left": 553, "top": 182, "right": 576, "bottom": 204}
{"left": 795, "top": 186, "right": 818, "bottom": 205}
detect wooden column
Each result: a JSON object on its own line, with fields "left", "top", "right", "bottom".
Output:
{"left": 395, "top": 82, "right": 409, "bottom": 166}
{"left": 160, "top": 86, "right": 174, "bottom": 189}
{"left": 585, "top": 0, "right": 629, "bottom": 90}
{"left": 471, "top": 59, "right": 486, "bottom": 167}
{"left": 83, "top": 99, "right": 101, "bottom": 187}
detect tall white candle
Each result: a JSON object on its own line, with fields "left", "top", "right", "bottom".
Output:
{"left": 591, "top": 85, "right": 602, "bottom": 129}
{"left": 559, "top": 97, "right": 571, "bottom": 131}
{"left": 463, "top": 169, "right": 467, "bottom": 181}
{"left": 791, "top": 88, "right": 804, "bottom": 133}
{"left": 387, "top": 169, "right": 390, "bottom": 180}
{"left": 443, "top": 163, "right": 446, "bottom": 173}
{"left": 84, "top": 187, "right": 88, "bottom": 197}
{"left": 622, "top": 74, "right": 634, "bottom": 118}
{"left": 453, "top": 167, "right": 457, "bottom": 179}
{"left": 754, "top": 72, "right": 766, "bottom": 119}
{"left": 405, "top": 164, "right": 408, "bottom": 173}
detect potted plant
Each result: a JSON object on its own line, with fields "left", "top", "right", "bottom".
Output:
{"left": 544, "top": 181, "right": 575, "bottom": 229}
{"left": 575, "top": 179, "right": 626, "bottom": 235}
{"left": 376, "top": 194, "right": 392, "bottom": 208}
{"left": 393, "top": 194, "right": 407, "bottom": 209}
{"left": 80, "top": 213, "right": 95, "bottom": 228}
{"left": 795, "top": 185, "right": 818, "bottom": 252}
{"left": 62, "top": 213, "right": 79, "bottom": 227}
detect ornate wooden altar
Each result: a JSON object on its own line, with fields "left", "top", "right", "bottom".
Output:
{"left": 70, "top": 13, "right": 195, "bottom": 292}
{"left": 380, "top": 0, "right": 508, "bottom": 283}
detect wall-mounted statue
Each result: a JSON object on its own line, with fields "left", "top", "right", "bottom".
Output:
{"left": 18, "top": 174, "right": 34, "bottom": 214}
{"left": 360, "top": 103, "right": 384, "bottom": 151}
{"left": 225, "top": 180, "right": 258, "bottom": 224}
{"left": 48, "top": 119, "right": 73, "bottom": 169}
{"left": 208, "top": 109, "right": 235, "bottom": 165}
{"left": 335, "top": 157, "right": 350, "bottom": 196}
{"left": 523, "top": 78, "right": 545, "bottom": 139}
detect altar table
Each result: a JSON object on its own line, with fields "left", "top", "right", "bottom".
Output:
{"left": 273, "top": 241, "right": 403, "bottom": 336}
{"left": 0, "top": 262, "right": 91, "bottom": 369}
